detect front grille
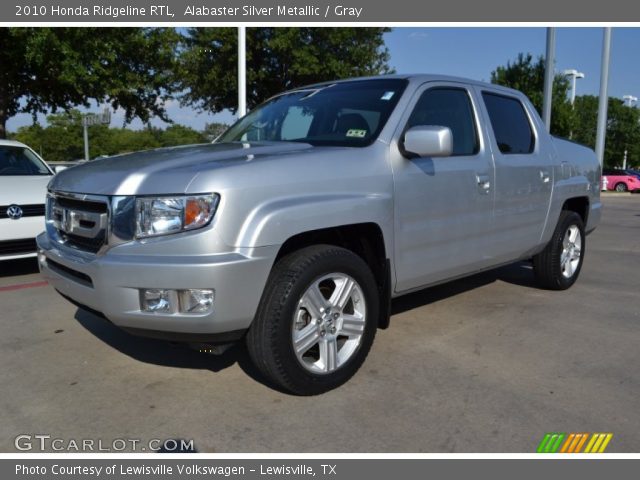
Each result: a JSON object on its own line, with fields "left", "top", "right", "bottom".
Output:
{"left": 0, "top": 238, "right": 37, "bottom": 256}
{"left": 1, "top": 204, "right": 45, "bottom": 218}
{"left": 55, "top": 196, "right": 107, "bottom": 214}
{"left": 49, "top": 193, "right": 109, "bottom": 254}
{"left": 63, "top": 232, "right": 107, "bottom": 253}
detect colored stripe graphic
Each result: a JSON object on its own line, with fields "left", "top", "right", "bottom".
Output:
{"left": 572, "top": 433, "right": 589, "bottom": 453}
{"left": 537, "top": 433, "right": 565, "bottom": 453}
{"left": 560, "top": 433, "right": 575, "bottom": 453}
{"left": 585, "top": 433, "right": 614, "bottom": 453}
{"left": 597, "top": 434, "right": 613, "bottom": 453}
{"left": 584, "top": 433, "right": 599, "bottom": 453}
{"left": 537, "top": 433, "right": 553, "bottom": 453}
{"left": 538, "top": 433, "right": 612, "bottom": 453}
{"left": 549, "top": 433, "right": 565, "bottom": 453}
{"left": 573, "top": 433, "right": 589, "bottom": 453}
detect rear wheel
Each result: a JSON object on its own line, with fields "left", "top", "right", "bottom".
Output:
{"left": 247, "top": 245, "right": 378, "bottom": 395}
{"left": 615, "top": 182, "right": 628, "bottom": 192}
{"left": 533, "top": 211, "right": 585, "bottom": 290}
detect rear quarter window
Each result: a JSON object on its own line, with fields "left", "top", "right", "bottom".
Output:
{"left": 482, "top": 92, "right": 535, "bottom": 154}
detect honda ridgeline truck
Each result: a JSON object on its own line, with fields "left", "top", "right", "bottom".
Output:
{"left": 38, "top": 75, "right": 601, "bottom": 394}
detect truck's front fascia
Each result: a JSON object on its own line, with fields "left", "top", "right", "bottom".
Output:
{"left": 36, "top": 190, "right": 277, "bottom": 342}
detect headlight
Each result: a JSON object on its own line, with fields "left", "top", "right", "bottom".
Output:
{"left": 135, "top": 194, "right": 219, "bottom": 239}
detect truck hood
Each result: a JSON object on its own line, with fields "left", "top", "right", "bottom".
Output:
{"left": 48, "top": 142, "right": 316, "bottom": 196}
{"left": 0, "top": 175, "right": 52, "bottom": 205}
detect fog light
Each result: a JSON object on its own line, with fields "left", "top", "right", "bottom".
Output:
{"left": 178, "top": 289, "right": 214, "bottom": 313}
{"left": 140, "top": 289, "right": 173, "bottom": 313}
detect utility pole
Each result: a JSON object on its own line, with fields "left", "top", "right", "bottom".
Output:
{"left": 595, "top": 28, "right": 612, "bottom": 169}
{"left": 82, "top": 117, "right": 90, "bottom": 161}
{"left": 542, "top": 28, "right": 556, "bottom": 132}
{"left": 238, "top": 26, "right": 247, "bottom": 118}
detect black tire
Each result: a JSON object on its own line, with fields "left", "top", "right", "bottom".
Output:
{"left": 246, "top": 245, "right": 379, "bottom": 395}
{"left": 615, "top": 182, "right": 628, "bottom": 192}
{"left": 533, "top": 211, "right": 585, "bottom": 290}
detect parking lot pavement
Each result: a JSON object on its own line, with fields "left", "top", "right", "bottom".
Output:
{"left": 0, "top": 194, "right": 638, "bottom": 453}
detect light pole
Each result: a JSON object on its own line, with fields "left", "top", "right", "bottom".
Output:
{"left": 621, "top": 95, "right": 637, "bottom": 169}
{"left": 81, "top": 108, "right": 111, "bottom": 161}
{"left": 542, "top": 28, "right": 556, "bottom": 131}
{"left": 238, "top": 26, "right": 247, "bottom": 118}
{"left": 595, "top": 28, "right": 612, "bottom": 169}
{"left": 562, "top": 69, "right": 585, "bottom": 106}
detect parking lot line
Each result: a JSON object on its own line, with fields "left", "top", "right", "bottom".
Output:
{"left": 0, "top": 280, "right": 48, "bottom": 293}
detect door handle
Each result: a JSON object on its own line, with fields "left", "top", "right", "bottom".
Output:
{"left": 540, "top": 170, "right": 551, "bottom": 183}
{"left": 476, "top": 174, "right": 491, "bottom": 194}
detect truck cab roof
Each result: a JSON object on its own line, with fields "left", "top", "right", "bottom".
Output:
{"left": 300, "top": 73, "right": 524, "bottom": 97}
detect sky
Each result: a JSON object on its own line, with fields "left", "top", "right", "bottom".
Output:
{"left": 7, "top": 27, "right": 640, "bottom": 132}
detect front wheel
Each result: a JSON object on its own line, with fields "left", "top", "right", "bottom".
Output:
{"left": 615, "top": 182, "right": 628, "bottom": 192}
{"left": 247, "top": 245, "right": 379, "bottom": 395}
{"left": 533, "top": 211, "right": 585, "bottom": 290}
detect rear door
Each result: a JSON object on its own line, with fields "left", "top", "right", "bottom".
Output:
{"left": 477, "top": 90, "right": 553, "bottom": 261}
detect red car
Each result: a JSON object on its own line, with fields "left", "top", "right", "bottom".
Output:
{"left": 603, "top": 169, "right": 640, "bottom": 192}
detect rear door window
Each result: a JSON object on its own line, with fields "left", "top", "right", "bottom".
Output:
{"left": 482, "top": 92, "right": 535, "bottom": 154}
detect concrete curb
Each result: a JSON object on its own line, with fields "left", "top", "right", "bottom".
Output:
{"left": 600, "top": 191, "right": 633, "bottom": 196}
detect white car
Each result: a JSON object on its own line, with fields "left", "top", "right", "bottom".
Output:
{"left": 0, "top": 140, "right": 53, "bottom": 261}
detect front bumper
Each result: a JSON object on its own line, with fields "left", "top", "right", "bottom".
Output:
{"left": 37, "top": 232, "right": 277, "bottom": 339}
{"left": 0, "top": 216, "right": 44, "bottom": 260}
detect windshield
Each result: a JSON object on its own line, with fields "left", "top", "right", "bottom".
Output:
{"left": 0, "top": 146, "right": 51, "bottom": 176}
{"left": 218, "top": 79, "right": 408, "bottom": 147}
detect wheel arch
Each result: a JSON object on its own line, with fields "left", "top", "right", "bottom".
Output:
{"left": 275, "top": 223, "right": 392, "bottom": 330}
{"left": 561, "top": 196, "right": 590, "bottom": 225}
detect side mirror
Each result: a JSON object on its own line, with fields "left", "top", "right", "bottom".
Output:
{"left": 402, "top": 125, "right": 453, "bottom": 158}
{"left": 53, "top": 165, "right": 68, "bottom": 174}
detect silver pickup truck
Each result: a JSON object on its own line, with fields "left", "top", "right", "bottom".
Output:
{"left": 38, "top": 75, "right": 601, "bottom": 394}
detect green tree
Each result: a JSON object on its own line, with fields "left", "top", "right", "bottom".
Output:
{"left": 606, "top": 100, "right": 640, "bottom": 168}
{"left": 12, "top": 111, "right": 85, "bottom": 161}
{"left": 572, "top": 96, "right": 640, "bottom": 168}
{"left": 11, "top": 110, "right": 211, "bottom": 162}
{"left": 0, "top": 27, "right": 179, "bottom": 139}
{"left": 491, "top": 53, "right": 575, "bottom": 137}
{"left": 202, "top": 122, "right": 230, "bottom": 142}
{"left": 107, "top": 128, "right": 161, "bottom": 155}
{"left": 156, "top": 124, "right": 206, "bottom": 147}
{"left": 178, "top": 27, "right": 393, "bottom": 113}
{"left": 9, "top": 123, "right": 46, "bottom": 157}
{"left": 572, "top": 95, "right": 599, "bottom": 149}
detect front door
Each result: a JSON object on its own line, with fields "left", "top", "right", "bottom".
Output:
{"left": 391, "top": 83, "right": 497, "bottom": 293}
